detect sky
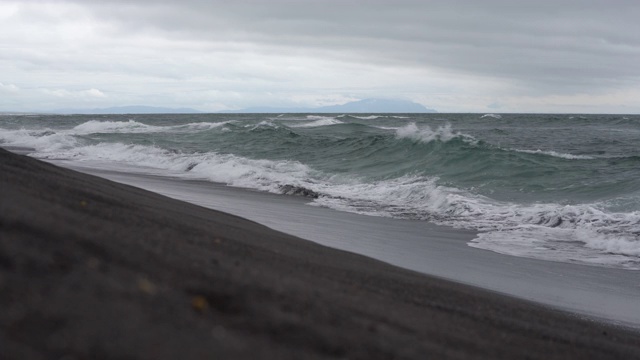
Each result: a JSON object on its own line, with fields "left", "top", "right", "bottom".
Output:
{"left": 1, "top": 0, "right": 639, "bottom": 113}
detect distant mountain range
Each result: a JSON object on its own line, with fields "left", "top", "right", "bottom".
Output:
{"left": 50, "top": 99, "right": 435, "bottom": 114}
{"left": 53, "top": 106, "right": 202, "bottom": 115}
{"left": 220, "top": 99, "right": 436, "bottom": 113}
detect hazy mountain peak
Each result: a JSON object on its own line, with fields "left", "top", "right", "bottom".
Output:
{"left": 53, "top": 106, "right": 202, "bottom": 115}
{"left": 317, "top": 99, "right": 435, "bottom": 113}
{"left": 221, "top": 98, "right": 436, "bottom": 113}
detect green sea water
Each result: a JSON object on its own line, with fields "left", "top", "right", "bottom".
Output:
{"left": 1, "top": 113, "right": 639, "bottom": 269}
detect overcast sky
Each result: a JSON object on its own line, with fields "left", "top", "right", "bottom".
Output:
{"left": 1, "top": 0, "right": 639, "bottom": 113}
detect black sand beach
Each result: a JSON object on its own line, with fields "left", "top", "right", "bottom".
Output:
{"left": 1, "top": 147, "right": 640, "bottom": 359}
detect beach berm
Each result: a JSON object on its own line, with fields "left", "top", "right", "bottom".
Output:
{"left": 1, "top": 147, "right": 639, "bottom": 359}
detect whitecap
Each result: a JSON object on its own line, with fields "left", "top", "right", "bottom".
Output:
{"left": 289, "top": 118, "right": 343, "bottom": 128}
{"left": 310, "top": 171, "right": 640, "bottom": 270}
{"left": 306, "top": 115, "right": 335, "bottom": 121}
{"left": 373, "top": 126, "right": 401, "bottom": 130}
{"left": 180, "top": 121, "right": 233, "bottom": 131}
{"left": 513, "top": 149, "right": 595, "bottom": 160}
{"left": 0, "top": 127, "right": 79, "bottom": 153}
{"left": 34, "top": 141, "right": 317, "bottom": 194}
{"left": 72, "top": 120, "right": 164, "bottom": 135}
{"left": 247, "top": 120, "right": 279, "bottom": 130}
{"left": 350, "top": 115, "right": 386, "bottom": 120}
{"left": 395, "top": 123, "right": 477, "bottom": 144}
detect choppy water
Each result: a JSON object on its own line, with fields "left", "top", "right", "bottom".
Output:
{"left": 2, "top": 113, "right": 639, "bottom": 270}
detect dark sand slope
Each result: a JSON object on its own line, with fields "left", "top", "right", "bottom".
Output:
{"left": 1, "top": 148, "right": 639, "bottom": 360}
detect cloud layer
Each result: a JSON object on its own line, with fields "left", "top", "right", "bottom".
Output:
{"left": 2, "top": 0, "right": 640, "bottom": 113}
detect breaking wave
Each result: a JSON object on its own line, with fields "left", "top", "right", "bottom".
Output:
{"left": 512, "top": 149, "right": 595, "bottom": 160}
{"left": 289, "top": 118, "right": 344, "bottom": 128}
{"left": 2, "top": 114, "right": 639, "bottom": 270}
{"left": 73, "top": 120, "right": 162, "bottom": 134}
{"left": 395, "top": 123, "right": 478, "bottom": 144}
{"left": 481, "top": 113, "right": 502, "bottom": 119}
{"left": 72, "top": 120, "right": 231, "bottom": 134}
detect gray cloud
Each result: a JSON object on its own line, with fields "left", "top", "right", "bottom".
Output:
{"left": 71, "top": 0, "right": 640, "bottom": 92}
{"left": 2, "top": 0, "right": 640, "bottom": 112}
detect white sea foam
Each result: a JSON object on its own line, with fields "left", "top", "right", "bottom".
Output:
{"left": 481, "top": 114, "right": 502, "bottom": 119}
{"left": 350, "top": 115, "right": 385, "bottom": 120}
{"left": 0, "top": 128, "right": 79, "bottom": 152}
{"left": 395, "top": 123, "right": 477, "bottom": 144}
{"left": 469, "top": 228, "right": 640, "bottom": 269}
{"left": 45, "top": 138, "right": 633, "bottom": 268}
{"left": 73, "top": 120, "right": 231, "bottom": 134}
{"left": 311, "top": 172, "right": 640, "bottom": 269}
{"left": 180, "top": 121, "right": 233, "bottom": 131}
{"left": 248, "top": 120, "right": 279, "bottom": 130}
{"left": 60, "top": 140, "right": 634, "bottom": 269}
{"left": 188, "top": 153, "right": 315, "bottom": 191}
{"left": 306, "top": 115, "right": 335, "bottom": 121}
{"left": 513, "top": 149, "right": 595, "bottom": 160}
{"left": 464, "top": 202, "right": 640, "bottom": 269}
{"left": 2, "top": 120, "right": 638, "bottom": 270}
{"left": 0, "top": 120, "right": 233, "bottom": 152}
{"left": 290, "top": 118, "right": 343, "bottom": 128}
{"left": 72, "top": 120, "right": 163, "bottom": 134}
{"left": 76, "top": 120, "right": 226, "bottom": 133}
{"left": 34, "top": 141, "right": 316, "bottom": 194}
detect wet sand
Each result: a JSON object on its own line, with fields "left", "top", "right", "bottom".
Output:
{"left": 74, "top": 163, "right": 640, "bottom": 329}
{"left": 1, "top": 148, "right": 640, "bottom": 359}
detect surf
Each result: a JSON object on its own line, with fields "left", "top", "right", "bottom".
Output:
{"left": 1, "top": 113, "right": 639, "bottom": 270}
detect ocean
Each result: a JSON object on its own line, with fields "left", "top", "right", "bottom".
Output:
{"left": 1, "top": 113, "right": 639, "bottom": 271}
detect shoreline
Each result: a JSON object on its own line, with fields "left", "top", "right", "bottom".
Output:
{"left": 2, "top": 147, "right": 640, "bottom": 359}
{"left": 52, "top": 156, "right": 640, "bottom": 330}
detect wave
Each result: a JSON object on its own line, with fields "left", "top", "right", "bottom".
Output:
{"left": 0, "top": 127, "right": 82, "bottom": 153}
{"left": 33, "top": 141, "right": 318, "bottom": 193}
{"left": 342, "top": 115, "right": 410, "bottom": 120}
{"left": 0, "top": 120, "right": 237, "bottom": 153}
{"left": 179, "top": 121, "right": 233, "bottom": 131}
{"left": 3, "top": 116, "right": 639, "bottom": 270}
{"left": 72, "top": 120, "right": 163, "bottom": 134}
{"left": 349, "top": 115, "right": 386, "bottom": 120}
{"left": 512, "top": 149, "right": 595, "bottom": 160}
{"left": 481, "top": 114, "right": 502, "bottom": 119}
{"left": 306, "top": 115, "right": 335, "bottom": 121}
{"left": 311, "top": 175, "right": 640, "bottom": 269}
{"left": 470, "top": 228, "right": 640, "bottom": 269}
{"left": 247, "top": 120, "right": 282, "bottom": 131}
{"left": 31, "top": 136, "right": 639, "bottom": 269}
{"left": 73, "top": 120, "right": 232, "bottom": 135}
{"left": 395, "top": 123, "right": 477, "bottom": 144}
{"left": 278, "top": 184, "right": 320, "bottom": 198}
{"left": 373, "top": 126, "right": 401, "bottom": 130}
{"left": 342, "top": 115, "right": 409, "bottom": 120}
{"left": 289, "top": 118, "right": 344, "bottom": 128}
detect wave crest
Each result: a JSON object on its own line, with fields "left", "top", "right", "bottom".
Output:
{"left": 290, "top": 118, "right": 344, "bottom": 128}
{"left": 395, "top": 123, "right": 477, "bottom": 144}
{"left": 513, "top": 149, "right": 594, "bottom": 160}
{"left": 73, "top": 120, "right": 160, "bottom": 134}
{"left": 73, "top": 120, "right": 231, "bottom": 135}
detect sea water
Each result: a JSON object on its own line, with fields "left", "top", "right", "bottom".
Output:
{"left": 1, "top": 113, "right": 639, "bottom": 270}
